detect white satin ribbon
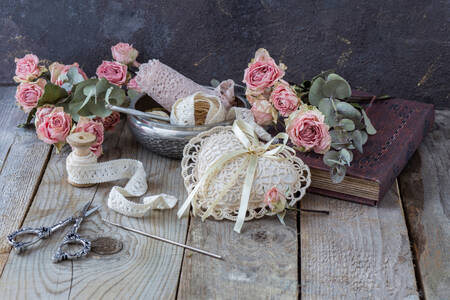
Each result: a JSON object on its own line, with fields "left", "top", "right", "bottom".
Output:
{"left": 177, "top": 119, "right": 293, "bottom": 233}
{"left": 66, "top": 152, "right": 177, "bottom": 217}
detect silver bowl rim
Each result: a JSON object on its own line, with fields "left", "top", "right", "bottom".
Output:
{"left": 128, "top": 94, "right": 250, "bottom": 131}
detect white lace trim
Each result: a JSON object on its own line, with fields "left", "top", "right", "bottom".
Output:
{"left": 66, "top": 152, "right": 177, "bottom": 217}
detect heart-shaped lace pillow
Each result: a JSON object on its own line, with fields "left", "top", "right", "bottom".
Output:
{"left": 180, "top": 125, "right": 311, "bottom": 227}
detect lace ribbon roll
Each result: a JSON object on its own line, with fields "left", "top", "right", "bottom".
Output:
{"left": 66, "top": 132, "right": 177, "bottom": 217}
{"left": 170, "top": 92, "right": 226, "bottom": 126}
{"left": 135, "top": 59, "right": 235, "bottom": 111}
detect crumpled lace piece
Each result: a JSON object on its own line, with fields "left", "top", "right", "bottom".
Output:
{"left": 135, "top": 59, "right": 235, "bottom": 111}
{"left": 66, "top": 151, "right": 177, "bottom": 217}
{"left": 227, "top": 107, "right": 272, "bottom": 141}
{"left": 170, "top": 92, "right": 226, "bottom": 125}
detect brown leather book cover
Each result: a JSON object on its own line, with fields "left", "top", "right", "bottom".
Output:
{"left": 295, "top": 92, "right": 435, "bottom": 206}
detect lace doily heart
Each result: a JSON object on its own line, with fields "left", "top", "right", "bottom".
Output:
{"left": 181, "top": 126, "right": 311, "bottom": 222}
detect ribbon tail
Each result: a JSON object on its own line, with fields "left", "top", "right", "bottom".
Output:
{"left": 233, "top": 156, "right": 258, "bottom": 233}
{"left": 177, "top": 149, "right": 247, "bottom": 219}
{"left": 177, "top": 183, "right": 201, "bottom": 218}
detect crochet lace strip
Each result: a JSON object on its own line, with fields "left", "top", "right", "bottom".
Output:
{"left": 66, "top": 152, "right": 177, "bottom": 217}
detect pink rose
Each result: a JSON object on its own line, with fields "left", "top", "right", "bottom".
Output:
{"left": 111, "top": 42, "right": 139, "bottom": 65}
{"left": 127, "top": 77, "right": 142, "bottom": 92}
{"left": 73, "top": 117, "right": 105, "bottom": 157}
{"left": 35, "top": 104, "right": 56, "bottom": 128}
{"left": 15, "top": 79, "right": 46, "bottom": 113}
{"left": 270, "top": 81, "right": 301, "bottom": 117}
{"left": 96, "top": 61, "right": 128, "bottom": 87}
{"left": 49, "top": 62, "right": 88, "bottom": 87}
{"left": 264, "top": 186, "right": 286, "bottom": 212}
{"left": 243, "top": 48, "right": 285, "bottom": 90}
{"left": 94, "top": 111, "right": 121, "bottom": 131}
{"left": 286, "top": 105, "right": 331, "bottom": 154}
{"left": 36, "top": 107, "right": 72, "bottom": 148}
{"left": 14, "top": 54, "right": 43, "bottom": 82}
{"left": 251, "top": 100, "right": 275, "bottom": 126}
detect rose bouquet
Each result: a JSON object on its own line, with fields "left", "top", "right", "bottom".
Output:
{"left": 244, "top": 48, "right": 377, "bottom": 183}
{"left": 13, "top": 43, "right": 143, "bottom": 156}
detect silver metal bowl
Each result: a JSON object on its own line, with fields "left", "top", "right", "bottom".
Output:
{"left": 127, "top": 93, "right": 250, "bottom": 159}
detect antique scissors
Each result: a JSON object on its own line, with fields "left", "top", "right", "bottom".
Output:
{"left": 7, "top": 200, "right": 99, "bottom": 263}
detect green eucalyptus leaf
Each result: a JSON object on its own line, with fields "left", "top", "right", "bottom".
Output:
{"left": 339, "top": 148, "right": 353, "bottom": 166}
{"left": 326, "top": 74, "right": 351, "bottom": 99}
{"left": 361, "top": 131, "right": 368, "bottom": 145}
{"left": 336, "top": 101, "right": 361, "bottom": 120}
{"left": 352, "top": 130, "right": 363, "bottom": 153}
{"left": 72, "top": 79, "right": 98, "bottom": 104}
{"left": 95, "top": 78, "right": 111, "bottom": 98}
{"left": 37, "top": 83, "right": 68, "bottom": 107}
{"left": 84, "top": 98, "right": 111, "bottom": 118}
{"left": 362, "top": 109, "right": 377, "bottom": 135}
{"left": 330, "top": 164, "right": 346, "bottom": 183}
{"left": 104, "top": 87, "right": 114, "bottom": 104}
{"left": 318, "top": 98, "right": 333, "bottom": 116}
{"left": 107, "top": 87, "right": 126, "bottom": 106}
{"left": 309, "top": 77, "right": 326, "bottom": 106}
{"left": 339, "top": 118, "right": 355, "bottom": 131}
{"left": 330, "top": 130, "right": 350, "bottom": 150}
{"left": 323, "top": 150, "right": 340, "bottom": 167}
{"left": 83, "top": 85, "right": 96, "bottom": 97}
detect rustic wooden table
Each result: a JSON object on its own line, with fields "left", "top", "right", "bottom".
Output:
{"left": 0, "top": 86, "right": 448, "bottom": 299}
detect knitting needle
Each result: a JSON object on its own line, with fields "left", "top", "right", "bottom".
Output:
{"left": 102, "top": 218, "right": 223, "bottom": 260}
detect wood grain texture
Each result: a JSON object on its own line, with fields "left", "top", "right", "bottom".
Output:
{"left": 177, "top": 212, "right": 299, "bottom": 299}
{"left": 0, "top": 86, "right": 52, "bottom": 275}
{"left": 300, "top": 184, "right": 419, "bottom": 299}
{"left": 398, "top": 110, "right": 450, "bottom": 300}
{"left": 0, "top": 121, "right": 189, "bottom": 299}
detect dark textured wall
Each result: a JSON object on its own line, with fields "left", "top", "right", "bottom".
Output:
{"left": 1, "top": 0, "right": 449, "bottom": 108}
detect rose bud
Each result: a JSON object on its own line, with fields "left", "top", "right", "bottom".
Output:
{"left": 111, "top": 42, "right": 139, "bottom": 65}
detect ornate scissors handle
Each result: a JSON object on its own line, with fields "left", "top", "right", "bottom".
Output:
{"left": 7, "top": 216, "right": 74, "bottom": 253}
{"left": 52, "top": 232, "right": 91, "bottom": 263}
{"left": 52, "top": 205, "right": 98, "bottom": 263}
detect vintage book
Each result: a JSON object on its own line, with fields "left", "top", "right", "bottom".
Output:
{"left": 296, "top": 93, "right": 434, "bottom": 206}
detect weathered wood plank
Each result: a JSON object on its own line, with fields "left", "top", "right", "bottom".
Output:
{"left": 0, "top": 86, "right": 52, "bottom": 275}
{"left": 300, "top": 184, "right": 418, "bottom": 299}
{"left": 0, "top": 121, "right": 189, "bottom": 299}
{"left": 177, "top": 212, "right": 299, "bottom": 299}
{"left": 398, "top": 110, "right": 450, "bottom": 300}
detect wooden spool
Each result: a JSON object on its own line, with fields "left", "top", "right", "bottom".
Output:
{"left": 66, "top": 132, "right": 97, "bottom": 188}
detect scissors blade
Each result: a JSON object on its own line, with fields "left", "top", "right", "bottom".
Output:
{"left": 79, "top": 198, "right": 95, "bottom": 218}
{"left": 85, "top": 206, "right": 100, "bottom": 217}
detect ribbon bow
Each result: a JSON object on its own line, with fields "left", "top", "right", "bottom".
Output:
{"left": 177, "top": 120, "right": 294, "bottom": 233}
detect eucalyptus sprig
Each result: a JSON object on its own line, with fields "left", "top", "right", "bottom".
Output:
{"left": 308, "top": 72, "right": 377, "bottom": 183}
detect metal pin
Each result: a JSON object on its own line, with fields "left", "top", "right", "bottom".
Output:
{"left": 102, "top": 218, "right": 223, "bottom": 260}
